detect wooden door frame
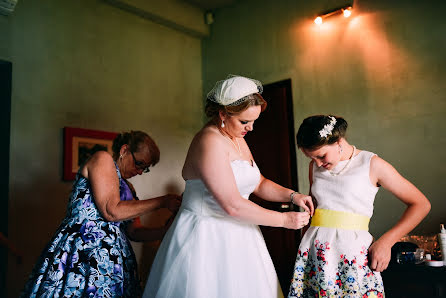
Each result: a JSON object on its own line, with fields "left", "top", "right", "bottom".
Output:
{"left": 0, "top": 59, "right": 12, "bottom": 297}
{"left": 264, "top": 78, "right": 299, "bottom": 191}
{"left": 246, "top": 78, "right": 301, "bottom": 293}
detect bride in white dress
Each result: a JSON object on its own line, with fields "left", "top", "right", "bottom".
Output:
{"left": 143, "top": 75, "right": 314, "bottom": 298}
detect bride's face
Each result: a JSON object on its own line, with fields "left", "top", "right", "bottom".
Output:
{"left": 223, "top": 105, "right": 261, "bottom": 138}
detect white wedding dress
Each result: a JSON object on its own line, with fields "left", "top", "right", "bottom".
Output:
{"left": 143, "top": 160, "right": 283, "bottom": 298}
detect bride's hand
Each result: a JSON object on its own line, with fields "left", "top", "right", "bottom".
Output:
{"left": 291, "top": 193, "right": 314, "bottom": 216}
{"left": 281, "top": 212, "right": 310, "bottom": 230}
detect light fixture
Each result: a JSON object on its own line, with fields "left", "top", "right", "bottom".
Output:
{"left": 314, "top": 4, "right": 353, "bottom": 25}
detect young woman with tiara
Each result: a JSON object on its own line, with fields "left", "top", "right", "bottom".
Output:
{"left": 288, "top": 115, "right": 430, "bottom": 298}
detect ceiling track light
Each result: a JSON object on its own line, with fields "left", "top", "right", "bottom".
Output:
{"left": 314, "top": 4, "right": 353, "bottom": 25}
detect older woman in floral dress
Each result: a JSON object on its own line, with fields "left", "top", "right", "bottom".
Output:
{"left": 21, "top": 131, "right": 180, "bottom": 297}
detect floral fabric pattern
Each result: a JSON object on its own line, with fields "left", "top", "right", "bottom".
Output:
{"left": 288, "top": 240, "right": 384, "bottom": 298}
{"left": 21, "top": 166, "right": 140, "bottom": 298}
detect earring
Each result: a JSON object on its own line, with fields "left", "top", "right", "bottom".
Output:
{"left": 119, "top": 154, "right": 123, "bottom": 159}
{"left": 221, "top": 121, "right": 225, "bottom": 128}
{"left": 339, "top": 145, "right": 343, "bottom": 153}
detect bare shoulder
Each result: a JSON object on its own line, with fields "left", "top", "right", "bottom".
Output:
{"left": 182, "top": 126, "right": 227, "bottom": 179}
{"left": 192, "top": 126, "right": 227, "bottom": 152}
{"left": 82, "top": 151, "right": 115, "bottom": 179}
{"left": 369, "top": 154, "right": 402, "bottom": 186}
{"left": 88, "top": 150, "right": 114, "bottom": 166}
{"left": 370, "top": 155, "right": 395, "bottom": 172}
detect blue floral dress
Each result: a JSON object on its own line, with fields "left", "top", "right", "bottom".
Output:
{"left": 21, "top": 165, "right": 141, "bottom": 297}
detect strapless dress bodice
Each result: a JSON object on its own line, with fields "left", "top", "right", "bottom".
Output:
{"left": 181, "top": 160, "right": 261, "bottom": 217}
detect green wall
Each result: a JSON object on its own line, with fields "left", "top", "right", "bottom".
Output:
{"left": 2, "top": 0, "right": 446, "bottom": 295}
{"left": 203, "top": 0, "right": 445, "bottom": 237}
{"left": 1, "top": 0, "right": 203, "bottom": 296}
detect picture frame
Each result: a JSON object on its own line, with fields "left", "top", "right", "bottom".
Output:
{"left": 63, "top": 127, "right": 118, "bottom": 180}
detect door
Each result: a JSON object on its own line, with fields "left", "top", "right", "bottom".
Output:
{"left": 0, "top": 60, "right": 12, "bottom": 298}
{"left": 245, "top": 78, "right": 299, "bottom": 293}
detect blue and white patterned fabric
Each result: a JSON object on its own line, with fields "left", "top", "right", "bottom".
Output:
{"left": 21, "top": 164, "right": 140, "bottom": 297}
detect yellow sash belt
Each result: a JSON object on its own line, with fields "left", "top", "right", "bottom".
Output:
{"left": 310, "top": 208, "right": 370, "bottom": 231}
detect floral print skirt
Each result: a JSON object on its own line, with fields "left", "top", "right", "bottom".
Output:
{"left": 288, "top": 227, "right": 384, "bottom": 298}
{"left": 21, "top": 220, "right": 140, "bottom": 298}
{"left": 21, "top": 166, "right": 141, "bottom": 297}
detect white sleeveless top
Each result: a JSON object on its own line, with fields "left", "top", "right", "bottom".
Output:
{"left": 288, "top": 150, "right": 385, "bottom": 297}
{"left": 311, "top": 150, "right": 379, "bottom": 218}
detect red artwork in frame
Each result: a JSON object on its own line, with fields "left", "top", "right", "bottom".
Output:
{"left": 63, "top": 127, "right": 118, "bottom": 180}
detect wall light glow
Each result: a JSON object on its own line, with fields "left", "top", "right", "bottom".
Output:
{"left": 314, "top": 16, "right": 323, "bottom": 25}
{"left": 314, "top": 4, "right": 353, "bottom": 26}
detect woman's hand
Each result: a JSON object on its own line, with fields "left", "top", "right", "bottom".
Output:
{"left": 163, "top": 194, "right": 182, "bottom": 213}
{"left": 281, "top": 211, "right": 311, "bottom": 229}
{"left": 368, "top": 239, "right": 392, "bottom": 272}
{"left": 291, "top": 193, "right": 315, "bottom": 216}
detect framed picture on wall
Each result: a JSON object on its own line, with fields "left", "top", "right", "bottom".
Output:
{"left": 63, "top": 127, "right": 118, "bottom": 180}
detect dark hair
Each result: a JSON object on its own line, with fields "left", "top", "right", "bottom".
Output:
{"left": 112, "top": 131, "right": 160, "bottom": 166}
{"left": 205, "top": 93, "right": 267, "bottom": 123}
{"left": 296, "top": 115, "right": 348, "bottom": 150}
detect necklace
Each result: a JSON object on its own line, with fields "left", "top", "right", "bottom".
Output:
{"left": 218, "top": 125, "right": 242, "bottom": 157}
{"left": 228, "top": 137, "right": 242, "bottom": 157}
{"left": 329, "top": 145, "right": 356, "bottom": 176}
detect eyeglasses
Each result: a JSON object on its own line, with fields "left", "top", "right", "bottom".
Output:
{"left": 130, "top": 151, "right": 151, "bottom": 173}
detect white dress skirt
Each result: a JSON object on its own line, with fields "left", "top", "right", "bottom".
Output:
{"left": 143, "top": 160, "right": 283, "bottom": 298}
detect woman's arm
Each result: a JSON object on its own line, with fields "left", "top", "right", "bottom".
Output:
{"left": 123, "top": 181, "right": 180, "bottom": 242}
{"left": 243, "top": 139, "right": 313, "bottom": 214}
{"left": 83, "top": 151, "right": 175, "bottom": 222}
{"left": 126, "top": 216, "right": 173, "bottom": 242}
{"left": 253, "top": 176, "right": 314, "bottom": 215}
{"left": 368, "top": 156, "right": 431, "bottom": 272}
{"left": 195, "top": 132, "right": 310, "bottom": 229}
